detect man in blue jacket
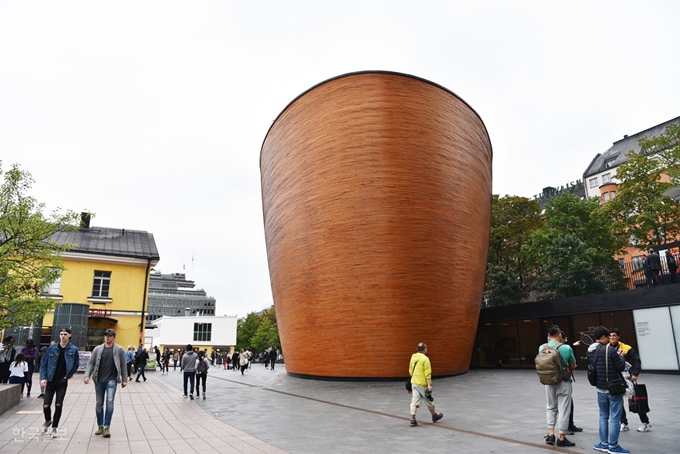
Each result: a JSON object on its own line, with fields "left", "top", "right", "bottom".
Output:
{"left": 587, "top": 326, "right": 629, "bottom": 454}
{"left": 40, "top": 328, "right": 80, "bottom": 438}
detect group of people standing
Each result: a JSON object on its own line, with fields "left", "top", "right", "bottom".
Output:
{"left": 539, "top": 324, "right": 651, "bottom": 454}
{"left": 1, "top": 336, "right": 42, "bottom": 398}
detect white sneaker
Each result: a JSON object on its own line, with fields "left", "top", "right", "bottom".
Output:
{"left": 620, "top": 423, "right": 629, "bottom": 432}
{"left": 41, "top": 420, "right": 52, "bottom": 433}
{"left": 637, "top": 423, "right": 652, "bottom": 432}
{"left": 51, "top": 427, "right": 58, "bottom": 438}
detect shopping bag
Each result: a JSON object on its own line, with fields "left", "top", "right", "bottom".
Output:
{"left": 628, "top": 383, "right": 650, "bottom": 414}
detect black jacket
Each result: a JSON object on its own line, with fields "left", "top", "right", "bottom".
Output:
{"left": 136, "top": 351, "right": 149, "bottom": 366}
{"left": 610, "top": 341, "right": 642, "bottom": 377}
{"left": 586, "top": 342, "right": 626, "bottom": 390}
{"left": 645, "top": 253, "right": 662, "bottom": 272}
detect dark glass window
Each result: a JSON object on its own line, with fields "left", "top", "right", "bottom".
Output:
{"left": 193, "top": 323, "right": 212, "bottom": 342}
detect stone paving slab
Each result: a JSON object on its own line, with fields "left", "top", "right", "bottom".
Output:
{"left": 0, "top": 363, "right": 677, "bottom": 453}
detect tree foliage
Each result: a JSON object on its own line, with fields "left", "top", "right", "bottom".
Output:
{"left": 602, "top": 123, "right": 680, "bottom": 249}
{"left": 0, "top": 162, "right": 80, "bottom": 329}
{"left": 236, "top": 312, "right": 261, "bottom": 348}
{"left": 524, "top": 193, "right": 627, "bottom": 299}
{"left": 484, "top": 195, "right": 542, "bottom": 306}
{"left": 236, "top": 307, "right": 280, "bottom": 353}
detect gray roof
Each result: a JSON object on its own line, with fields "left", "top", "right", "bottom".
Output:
{"left": 583, "top": 116, "right": 680, "bottom": 178}
{"left": 51, "top": 227, "right": 160, "bottom": 261}
{"left": 535, "top": 182, "right": 586, "bottom": 210}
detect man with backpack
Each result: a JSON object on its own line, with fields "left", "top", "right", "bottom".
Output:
{"left": 587, "top": 326, "right": 629, "bottom": 454}
{"left": 536, "top": 325, "right": 576, "bottom": 447}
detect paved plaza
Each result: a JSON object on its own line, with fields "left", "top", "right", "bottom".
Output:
{"left": 0, "top": 364, "right": 677, "bottom": 453}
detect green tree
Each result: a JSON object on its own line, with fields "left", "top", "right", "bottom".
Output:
{"left": 525, "top": 193, "right": 627, "bottom": 299}
{"left": 602, "top": 124, "right": 680, "bottom": 249}
{"left": 249, "top": 313, "right": 280, "bottom": 353}
{"left": 236, "top": 311, "right": 261, "bottom": 349}
{"left": 0, "top": 162, "right": 79, "bottom": 329}
{"left": 638, "top": 122, "right": 680, "bottom": 184}
{"left": 484, "top": 195, "right": 542, "bottom": 306}
{"left": 236, "top": 307, "right": 280, "bottom": 353}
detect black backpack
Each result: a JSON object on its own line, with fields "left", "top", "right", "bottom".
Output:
{"left": 197, "top": 358, "right": 209, "bottom": 374}
{"left": 587, "top": 344, "right": 603, "bottom": 386}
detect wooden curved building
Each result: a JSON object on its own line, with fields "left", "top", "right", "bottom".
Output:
{"left": 260, "top": 71, "right": 492, "bottom": 378}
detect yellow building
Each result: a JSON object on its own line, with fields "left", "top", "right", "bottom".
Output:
{"left": 40, "top": 214, "right": 160, "bottom": 351}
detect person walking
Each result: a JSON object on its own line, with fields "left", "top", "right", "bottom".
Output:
{"left": 609, "top": 328, "right": 652, "bottom": 433}
{"left": 135, "top": 347, "right": 149, "bottom": 382}
{"left": 195, "top": 350, "right": 210, "bottom": 399}
{"left": 36, "top": 346, "right": 47, "bottom": 398}
{"left": 162, "top": 348, "right": 170, "bottom": 375}
{"left": 181, "top": 344, "right": 198, "bottom": 399}
{"left": 268, "top": 347, "right": 277, "bottom": 370}
{"left": 8, "top": 352, "right": 29, "bottom": 396}
{"left": 239, "top": 348, "right": 248, "bottom": 375}
{"left": 125, "top": 346, "right": 135, "bottom": 381}
{"left": 154, "top": 346, "right": 162, "bottom": 371}
{"left": 20, "top": 339, "right": 38, "bottom": 397}
{"left": 407, "top": 342, "right": 443, "bottom": 427}
{"left": 40, "top": 327, "right": 80, "bottom": 438}
{"left": 587, "top": 326, "right": 630, "bottom": 454}
{"left": 230, "top": 350, "right": 237, "bottom": 371}
{"left": 83, "top": 328, "right": 128, "bottom": 438}
{"left": 539, "top": 325, "right": 576, "bottom": 447}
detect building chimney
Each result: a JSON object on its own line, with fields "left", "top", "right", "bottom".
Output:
{"left": 80, "top": 212, "right": 91, "bottom": 229}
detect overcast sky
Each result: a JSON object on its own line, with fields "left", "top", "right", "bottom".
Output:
{"left": 1, "top": 1, "right": 678, "bottom": 318}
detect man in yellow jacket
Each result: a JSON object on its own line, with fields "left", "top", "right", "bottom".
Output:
{"left": 408, "top": 342, "right": 443, "bottom": 427}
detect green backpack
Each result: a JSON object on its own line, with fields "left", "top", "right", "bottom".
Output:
{"left": 535, "top": 343, "right": 565, "bottom": 385}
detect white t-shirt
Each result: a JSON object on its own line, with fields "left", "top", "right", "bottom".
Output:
{"left": 9, "top": 361, "right": 28, "bottom": 378}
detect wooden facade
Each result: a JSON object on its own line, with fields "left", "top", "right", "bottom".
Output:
{"left": 260, "top": 72, "right": 492, "bottom": 378}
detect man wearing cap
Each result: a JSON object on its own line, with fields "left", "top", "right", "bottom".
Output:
{"left": 40, "top": 328, "right": 79, "bottom": 438}
{"left": 84, "top": 328, "right": 127, "bottom": 438}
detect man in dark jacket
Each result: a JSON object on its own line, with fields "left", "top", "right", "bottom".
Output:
{"left": 587, "top": 326, "right": 629, "bottom": 454}
{"left": 644, "top": 249, "right": 662, "bottom": 286}
{"left": 609, "top": 328, "right": 651, "bottom": 433}
{"left": 135, "top": 348, "right": 149, "bottom": 382}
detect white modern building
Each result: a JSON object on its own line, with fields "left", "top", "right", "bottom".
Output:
{"left": 146, "top": 315, "right": 237, "bottom": 352}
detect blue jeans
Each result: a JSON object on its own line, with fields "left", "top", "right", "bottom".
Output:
{"left": 95, "top": 378, "right": 118, "bottom": 428}
{"left": 183, "top": 371, "right": 195, "bottom": 395}
{"left": 597, "top": 391, "right": 623, "bottom": 447}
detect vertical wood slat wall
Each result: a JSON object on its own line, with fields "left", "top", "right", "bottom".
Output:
{"left": 261, "top": 72, "right": 492, "bottom": 378}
